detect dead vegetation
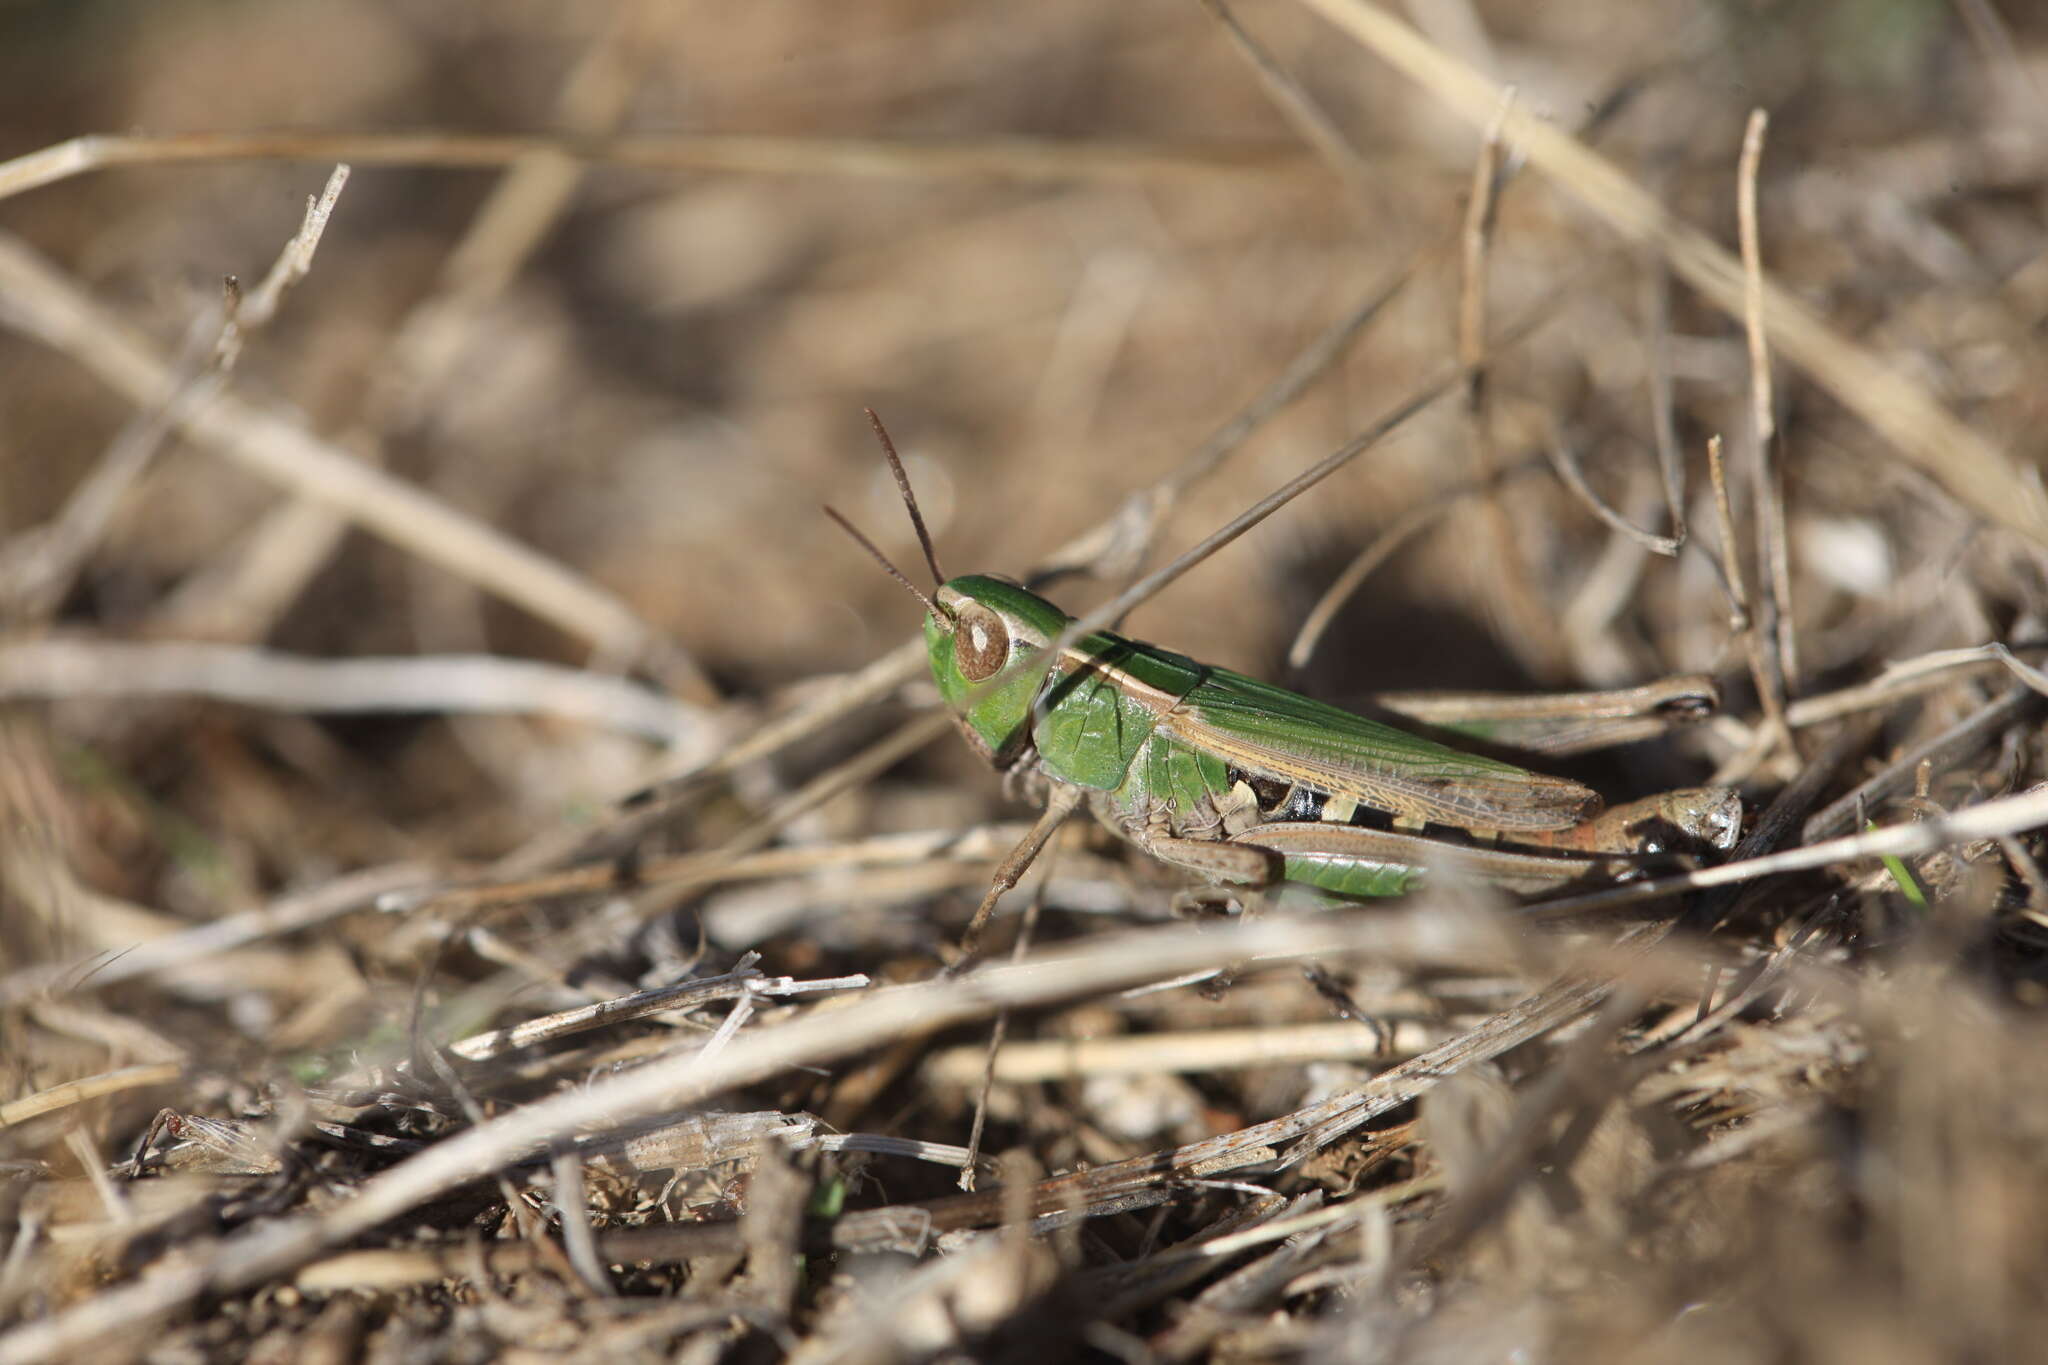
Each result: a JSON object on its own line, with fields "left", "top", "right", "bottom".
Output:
{"left": 6, "top": 1, "right": 2048, "bottom": 1360}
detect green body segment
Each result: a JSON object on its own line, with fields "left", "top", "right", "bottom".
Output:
{"left": 1270, "top": 847, "right": 1427, "bottom": 898}
{"left": 1080, "top": 726, "right": 1237, "bottom": 835}
{"left": 1130, "top": 730, "right": 1234, "bottom": 826}
{"left": 1035, "top": 636, "right": 1206, "bottom": 789}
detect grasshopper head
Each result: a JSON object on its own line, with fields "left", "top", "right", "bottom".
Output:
{"left": 925, "top": 575, "right": 1072, "bottom": 764}
{"left": 827, "top": 411, "right": 1076, "bottom": 765}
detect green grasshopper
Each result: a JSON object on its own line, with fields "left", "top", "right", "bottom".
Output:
{"left": 831, "top": 417, "right": 1739, "bottom": 945}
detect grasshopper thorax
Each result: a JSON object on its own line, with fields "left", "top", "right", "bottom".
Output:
{"left": 926, "top": 575, "right": 1072, "bottom": 765}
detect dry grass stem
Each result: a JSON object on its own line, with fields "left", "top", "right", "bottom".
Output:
{"left": 231, "top": 164, "right": 352, "bottom": 342}
{"left": 0, "top": 168, "right": 348, "bottom": 623}
{"left": 1706, "top": 431, "right": 1792, "bottom": 762}
{"left": 1639, "top": 256, "right": 1688, "bottom": 546}
{"left": 442, "top": 961, "right": 870, "bottom": 1064}
{"left": 1738, "top": 110, "right": 1777, "bottom": 456}
{"left": 1198, "top": 0, "right": 1378, "bottom": 209}
{"left": 0, "top": 638, "right": 709, "bottom": 745}
{"left": 0, "top": 131, "right": 1313, "bottom": 206}
{"left": 0, "top": 1065, "right": 184, "bottom": 1130}
{"left": 1287, "top": 459, "right": 1544, "bottom": 672}
{"left": 1800, "top": 684, "right": 2041, "bottom": 843}
{"left": 1460, "top": 88, "right": 1566, "bottom": 680}
{"left": 1540, "top": 422, "right": 1682, "bottom": 556}
{"left": 1738, "top": 107, "right": 1802, "bottom": 704}
{"left": 1295, "top": 0, "right": 2048, "bottom": 546}
{"left": 924, "top": 1018, "right": 1441, "bottom": 1086}
{"left": 1782, "top": 643, "right": 2043, "bottom": 726}
{"left": 0, "top": 233, "right": 687, "bottom": 680}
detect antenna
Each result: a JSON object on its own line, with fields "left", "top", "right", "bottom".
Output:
{"left": 824, "top": 505, "right": 952, "bottom": 623}
{"left": 865, "top": 408, "right": 947, "bottom": 588}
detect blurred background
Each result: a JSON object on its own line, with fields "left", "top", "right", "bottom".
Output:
{"left": 5, "top": 0, "right": 2037, "bottom": 856}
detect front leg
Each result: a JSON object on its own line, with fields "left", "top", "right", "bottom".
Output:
{"left": 958, "top": 781, "right": 1085, "bottom": 959}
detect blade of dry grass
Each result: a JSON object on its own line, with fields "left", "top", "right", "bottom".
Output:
{"left": 0, "top": 1064, "right": 183, "bottom": 1130}
{"left": 0, "top": 638, "right": 713, "bottom": 747}
{"left": 1801, "top": 684, "right": 2041, "bottom": 843}
{"left": 1640, "top": 248, "right": 1688, "bottom": 547}
{"left": 1739, "top": 108, "right": 1801, "bottom": 711}
{"left": 1287, "top": 458, "right": 1545, "bottom": 674}
{"left": 1291, "top": 0, "right": 2048, "bottom": 548}
{"left": 441, "top": 963, "right": 868, "bottom": 1065}
{"left": 1707, "top": 431, "right": 1792, "bottom": 771}
{"left": 923, "top": 1018, "right": 1439, "bottom": 1085}
{"left": 0, "top": 168, "right": 350, "bottom": 623}
{"left": 0, "top": 232, "right": 690, "bottom": 679}
{"left": 0, "top": 130, "right": 1314, "bottom": 206}
{"left": 0, "top": 861, "right": 433, "bottom": 1009}
{"left": 1783, "top": 643, "right": 2042, "bottom": 727}
{"left": 152, "top": 13, "right": 674, "bottom": 661}
{"left": 1198, "top": 0, "right": 1378, "bottom": 208}
{"left": 1460, "top": 90, "right": 1569, "bottom": 681}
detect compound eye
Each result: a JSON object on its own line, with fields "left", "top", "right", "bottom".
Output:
{"left": 953, "top": 602, "right": 1011, "bottom": 683}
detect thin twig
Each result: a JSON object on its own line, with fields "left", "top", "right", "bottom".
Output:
{"left": 442, "top": 965, "right": 870, "bottom": 1064}
{"left": 0, "top": 638, "right": 711, "bottom": 747}
{"left": 1739, "top": 110, "right": 1777, "bottom": 458}
{"left": 1541, "top": 421, "right": 1682, "bottom": 555}
{"left": 0, "top": 1064, "right": 184, "bottom": 1130}
{"left": 1707, "top": 433, "right": 1788, "bottom": 753}
{"left": 1286, "top": 459, "right": 1544, "bottom": 674}
{"left": 1461, "top": 88, "right": 1565, "bottom": 679}
{"left": 1739, "top": 107, "right": 1801, "bottom": 701}
{"left": 1198, "top": 0, "right": 1379, "bottom": 208}
{"left": 1802, "top": 685, "right": 2041, "bottom": 843}
{"left": 1639, "top": 247, "right": 1688, "bottom": 546}
{"left": 549, "top": 1152, "right": 613, "bottom": 1297}
{"left": 224, "top": 164, "right": 351, "bottom": 354}
{"left": 0, "top": 167, "right": 350, "bottom": 622}
{"left": 959, "top": 843, "right": 1056, "bottom": 1191}
{"left": 0, "top": 232, "right": 693, "bottom": 686}
{"left": 0, "top": 130, "right": 1314, "bottom": 206}
{"left": 1290, "top": 0, "right": 2048, "bottom": 547}
{"left": 1783, "top": 642, "right": 2045, "bottom": 727}
{"left": 925, "top": 1019, "right": 1439, "bottom": 1086}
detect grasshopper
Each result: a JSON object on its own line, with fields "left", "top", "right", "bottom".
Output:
{"left": 831, "top": 416, "right": 1739, "bottom": 945}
